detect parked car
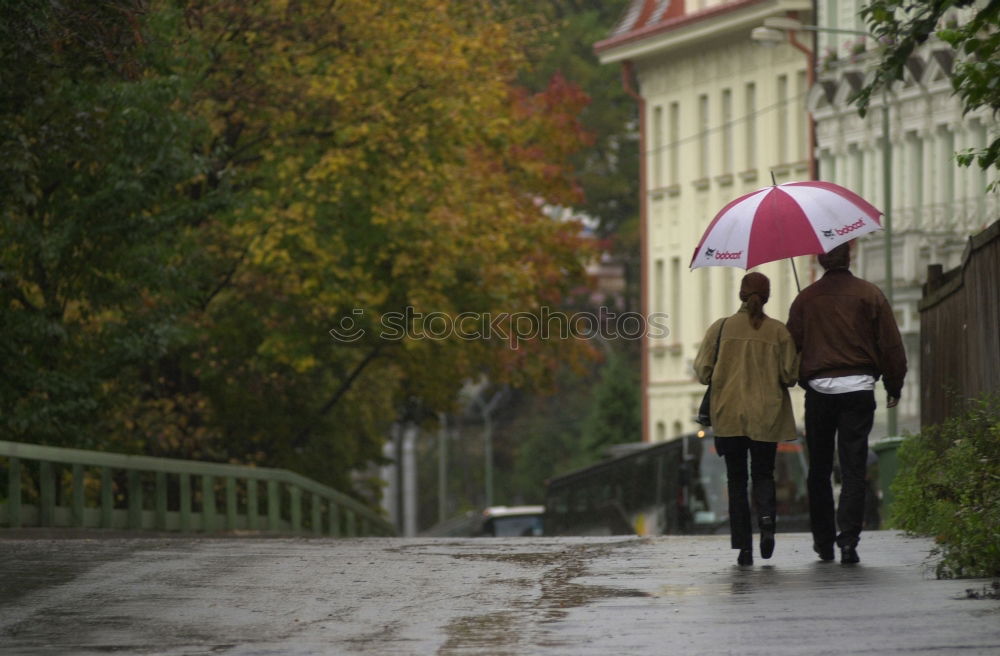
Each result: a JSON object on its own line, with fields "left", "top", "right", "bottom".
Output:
{"left": 421, "top": 505, "right": 545, "bottom": 537}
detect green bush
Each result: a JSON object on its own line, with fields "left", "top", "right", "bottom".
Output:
{"left": 889, "top": 394, "right": 1000, "bottom": 578}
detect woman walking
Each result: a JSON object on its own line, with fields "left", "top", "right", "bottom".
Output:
{"left": 694, "top": 272, "right": 799, "bottom": 565}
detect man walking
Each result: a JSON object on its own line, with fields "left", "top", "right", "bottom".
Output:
{"left": 786, "top": 242, "right": 907, "bottom": 564}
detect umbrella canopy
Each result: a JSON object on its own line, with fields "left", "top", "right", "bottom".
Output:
{"left": 690, "top": 181, "right": 883, "bottom": 270}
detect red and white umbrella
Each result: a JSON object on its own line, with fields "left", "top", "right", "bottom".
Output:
{"left": 690, "top": 181, "right": 883, "bottom": 270}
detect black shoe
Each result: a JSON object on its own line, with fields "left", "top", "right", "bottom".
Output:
{"left": 813, "top": 543, "right": 835, "bottom": 561}
{"left": 840, "top": 545, "right": 860, "bottom": 564}
{"left": 737, "top": 549, "right": 753, "bottom": 566}
{"left": 760, "top": 518, "right": 775, "bottom": 559}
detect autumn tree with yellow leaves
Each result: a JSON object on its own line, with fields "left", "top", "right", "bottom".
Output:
{"left": 1, "top": 0, "right": 597, "bottom": 496}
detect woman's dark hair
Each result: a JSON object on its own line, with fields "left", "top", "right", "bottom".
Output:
{"left": 739, "top": 272, "right": 770, "bottom": 330}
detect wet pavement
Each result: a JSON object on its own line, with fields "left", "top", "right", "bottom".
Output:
{"left": 0, "top": 530, "right": 998, "bottom": 655}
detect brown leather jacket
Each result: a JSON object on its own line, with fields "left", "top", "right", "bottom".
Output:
{"left": 786, "top": 268, "right": 907, "bottom": 398}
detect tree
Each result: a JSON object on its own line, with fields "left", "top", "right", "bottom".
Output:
{"left": 464, "top": 0, "right": 642, "bottom": 511}
{"left": 2, "top": 0, "right": 600, "bottom": 500}
{"left": 515, "top": 0, "right": 640, "bottom": 311}
{"left": 502, "top": 367, "right": 601, "bottom": 504}
{"left": 0, "top": 1, "right": 229, "bottom": 448}
{"left": 854, "top": 0, "right": 1000, "bottom": 186}
{"left": 582, "top": 347, "right": 641, "bottom": 453}
{"left": 157, "top": 0, "right": 598, "bottom": 488}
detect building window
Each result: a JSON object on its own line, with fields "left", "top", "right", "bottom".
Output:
{"left": 655, "top": 259, "right": 665, "bottom": 316}
{"left": 849, "top": 143, "right": 863, "bottom": 197}
{"left": 652, "top": 105, "right": 663, "bottom": 188}
{"left": 698, "top": 94, "right": 709, "bottom": 179}
{"left": 722, "top": 268, "right": 734, "bottom": 315}
{"left": 721, "top": 88, "right": 733, "bottom": 174}
{"left": 937, "top": 125, "right": 954, "bottom": 207}
{"left": 700, "top": 270, "right": 712, "bottom": 331}
{"left": 656, "top": 421, "right": 666, "bottom": 443}
{"left": 906, "top": 130, "right": 923, "bottom": 226}
{"left": 796, "top": 70, "right": 808, "bottom": 162}
{"left": 820, "top": 149, "right": 835, "bottom": 182}
{"left": 669, "top": 101, "right": 680, "bottom": 186}
{"left": 822, "top": 0, "right": 840, "bottom": 55}
{"left": 745, "top": 82, "right": 756, "bottom": 170}
{"left": 670, "top": 257, "right": 681, "bottom": 345}
{"left": 777, "top": 74, "right": 788, "bottom": 164}
{"left": 780, "top": 257, "right": 792, "bottom": 312}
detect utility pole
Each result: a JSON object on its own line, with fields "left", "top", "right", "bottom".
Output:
{"left": 437, "top": 413, "right": 448, "bottom": 524}
{"left": 474, "top": 387, "right": 507, "bottom": 508}
{"left": 402, "top": 422, "right": 418, "bottom": 537}
{"left": 393, "top": 421, "right": 405, "bottom": 534}
{"left": 882, "top": 87, "right": 898, "bottom": 437}
{"left": 381, "top": 430, "right": 398, "bottom": 529}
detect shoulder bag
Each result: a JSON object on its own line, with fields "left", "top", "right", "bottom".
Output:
{"left": 695, "top": 318, "right": 726, "bottom": 427}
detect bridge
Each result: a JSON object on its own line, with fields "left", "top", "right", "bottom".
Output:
{"left": 1, "top": 442, "right": 998, "bottom": 654}
{"left": 0, "top": 440, "right": 392, "bottom": 537}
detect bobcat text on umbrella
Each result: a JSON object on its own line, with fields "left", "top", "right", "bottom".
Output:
{"left": 705, "top": 248, "right": 742, "bottom": 260}
{"left": 823, "top": 218, "right": 866, "bottom": 239}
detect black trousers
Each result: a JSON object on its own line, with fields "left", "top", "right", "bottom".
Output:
{"left": 715, "top": 436, "right": 777, "bottom": 550}
{"left": 805, "top": 388, "right": 876, "bottom": 549}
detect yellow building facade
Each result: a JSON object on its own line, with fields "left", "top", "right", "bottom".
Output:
{"left": 597, "top": 0, "right": 815, "bottom": 442}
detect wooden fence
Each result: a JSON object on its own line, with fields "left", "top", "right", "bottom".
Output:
{"left": 0, "top": 440, "right": 395, "bottom": 537}
{"left": 919, "top": 220, "right": 1000, "bottom": 427}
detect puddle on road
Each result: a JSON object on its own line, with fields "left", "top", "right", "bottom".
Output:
{"left": 656, "top": 582, "right": 729, "bottom": 597}
{"left": 439, "top": 541, "right": 651, "bottom": 653}
{"left": 450, "top": 542, "right": 651, "bottom": 610}
{"left": 649, "top": 559, "right": 916, "bottom": 603}
{"left": 439, "top": 611, "right": 522, "bottom": 655}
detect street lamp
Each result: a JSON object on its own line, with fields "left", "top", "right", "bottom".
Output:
{"left": 752, "top": 17, "right": 898, "bottom": 436}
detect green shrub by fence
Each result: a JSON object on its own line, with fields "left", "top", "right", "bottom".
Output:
{"left": 0, "top": 440, "right": 394, "bottom": 537}
{"left": 889, "top": 394, "right": 1000, "bottom": 578}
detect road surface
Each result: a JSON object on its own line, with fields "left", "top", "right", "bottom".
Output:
{"left": 0, "top": 530, "right": 998, "bottom": 654}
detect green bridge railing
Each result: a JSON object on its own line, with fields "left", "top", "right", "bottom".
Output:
{"left": 0, "top": 440, "right": 394, "bottom": 537}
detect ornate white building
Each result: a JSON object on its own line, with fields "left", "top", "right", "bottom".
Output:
{"left": 809, "top": 1, "right": 998, "bottom": 436}
{"left": 597, "top": 0, "right": 997, "bottom": 443}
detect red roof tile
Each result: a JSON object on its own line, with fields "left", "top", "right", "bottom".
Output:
{"left": 596, "top": 0, "right": 766, "bottom": 54}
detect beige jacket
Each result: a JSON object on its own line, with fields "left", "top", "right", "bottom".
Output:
{"left": 694, "top": 307, "right": 800, "bottom": 442}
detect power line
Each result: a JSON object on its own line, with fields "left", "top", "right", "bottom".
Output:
{"left": 642, "top": 89, "right": 810, "bottom": 157}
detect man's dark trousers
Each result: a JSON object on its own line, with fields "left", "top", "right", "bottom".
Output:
{"left": 805, "top": 388, "right": 876, "bottom": 549}
{"left": 715, "top": 436, "right": 777, "bottom": 550}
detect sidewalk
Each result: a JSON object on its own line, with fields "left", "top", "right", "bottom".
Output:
{"left": 0, "top": 530, "right": 997, "bottom": 654}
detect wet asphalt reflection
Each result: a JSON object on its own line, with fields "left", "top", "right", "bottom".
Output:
{"left": 718, "top": 558, "right": 906, "bottom": 599}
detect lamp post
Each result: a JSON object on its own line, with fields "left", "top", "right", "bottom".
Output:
{"left": 473, "top": 386, "right": 507, "bottom": 508}
{"left": 752, "top": 18, "right": 897, "bottom": 436}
